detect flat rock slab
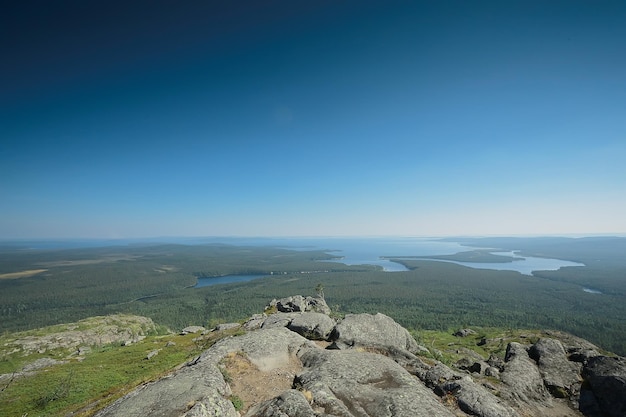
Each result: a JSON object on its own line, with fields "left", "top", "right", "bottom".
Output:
{"left": 96, "top": 328, "right": 315, "bottom": 417}
{"left": 295, "top": 348, "right": 456, "bottom": 417}
{"left": 329, "top": 313, "right": 421, "bottom": 353}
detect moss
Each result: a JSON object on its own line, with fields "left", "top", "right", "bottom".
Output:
{"left": 229, "top": 395, "right": 244, "bottom": 411}
{"left": 548, "top": 385, "right": 569, "bottom": 398}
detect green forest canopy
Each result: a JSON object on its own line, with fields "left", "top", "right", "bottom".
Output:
{"left": 1, "top": 237, "right": 624, "bottom": 355}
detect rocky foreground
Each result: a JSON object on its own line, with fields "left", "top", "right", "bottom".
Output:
{"left": 92, "top": 296, "right": 625, "bottom": 417}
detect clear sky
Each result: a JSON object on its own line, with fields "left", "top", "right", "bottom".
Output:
{"left": 1, "top": 0, "right": 625, "bottom": 239}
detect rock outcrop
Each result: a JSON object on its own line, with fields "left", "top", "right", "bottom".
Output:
{"left": 291, "top": 348, "right": 455, "bottom": 417}
{"left": 329, "top": 312, "right": 426, "bottom": 354}
{"left": 500, "top": 342, "right": 551, "bottom": 405}
{"left": 3, "top": 314, "right": 156, "bottom": 354}
{"left": 580, "top": 356, "right": 626, "bottom": 417}
{"left": 92, "top": 296, "right": 626, "bottom": 417}
{"left": 529, "top": 337, "right": 582, "bottom": 399}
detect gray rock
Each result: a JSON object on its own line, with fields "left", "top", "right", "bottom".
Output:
{"left": 23, "top": 357, "right": 65, "bottom": 373}
{"left": 487, "top": 354, "right": 505, "bottom": 371}
{"left": 181, "top": 325, "right": 206, "bottom": 335}
{"left": 213, "top": 323, "right": 241, "bottom": 331}
{"left": 261, "top": 313, "right": 298, "bottom": 329}
{"left": 569, "top": 348, "right": 601, "bottom": 363}
{"left": 96, "top": 327, "right": 315, "bottom": 417}
{"left": 419, "top": 362, "right": 459, "bottom": 389}
{"left": 145, "top": 349, "right": 160, "bottom": 360}
{"left": 414, "top": 360, "right": 520, "bottom": 417}
{"left": 440, "top": 376, "right": 521, "bottom": 417}
{"left": 500, "top": 342, "right": 551, "bottom": 406}
{"left": 270, "top": 295, "right": 331, "bottom": 315}
{"left": 287, "top": 312, "right": 335, "bottom": 340}
{"left": 329, "top": 313, "right": 421, "bottom": 354}
{"left": 204, "top": 327, "right": 316, "bottom": 372}
{"left": 303, "top": 296, "right": 331, "bottom": 315}
{"left": 261, "top": 310, "right": 336, "bottom": 340}
{"left": 6, "top": 314, "right": 156, "bottom": 354}
{"left": 94, "top": 359, "right": 236, "bottom": 417}
{"left": 243, "top": 313, "right": 267, "bottom": 331}
{"left": 581, "top": 355, "right": 626, "bottom": 417}
{"left": 528, "top": 338, "right": 581, "bottom": 398}
{"left": 183, "top": 396, "right": 239, "bottom": 417}
{"left": 484, "top": 366, "right": 500, "bottom": 378}
{"left": 456, "top": 346, "right": 486, "bottom": 362}
{"left": 78, "top": 346, "right": 92, "bottom": 355}
{"left": 273, "top": 296, "right": 308, "bottom": 313}
{"left": 457, "top": 358, "right": 489, "bottom": 375}
{"left": 245, "top": 389, "right": 316, "bottom": 417}
{"left": 454, "top": 328, "right": 477, "bottom": 337}
{"left": 295, "top": 348, "right": 456, "bottom": 417}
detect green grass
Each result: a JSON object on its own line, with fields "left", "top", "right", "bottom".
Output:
{"left": 413, "top": 327, "right": 543, "bottom": 366}
{"left": 0, "top": 328, "right": 244, "bottom": 417}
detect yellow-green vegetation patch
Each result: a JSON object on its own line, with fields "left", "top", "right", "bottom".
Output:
{"left": 0, "top": 324, "right": 245, "bottom": 417}
{"left": 413, "top": 327, "right": 543, "bottom": 366}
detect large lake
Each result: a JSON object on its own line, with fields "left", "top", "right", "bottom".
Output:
{"left": 192, "top": 238, "right": 585, "bottom": 288}
{"left": 310, "top": 238, "right": 585, "bottom": 274}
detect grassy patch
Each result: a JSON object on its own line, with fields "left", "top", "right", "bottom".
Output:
{"left": 0, "top": 327, "right": 244, "bottom": 417}
{"left": 413, "top": 327, "right": 542, "bottom": 365}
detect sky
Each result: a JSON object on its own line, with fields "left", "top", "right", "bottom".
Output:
{"left": 1, "top": 0, "right": 625, "bottom": 239}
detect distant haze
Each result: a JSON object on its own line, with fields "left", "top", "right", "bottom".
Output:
{"left": 1, "top": 1, "right": 625, "bottom": 239}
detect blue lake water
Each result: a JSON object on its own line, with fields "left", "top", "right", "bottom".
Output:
{"left": 304, "top": 238, "right": 585, "bottom": 275}
{"left": 189, "top": 237, "right": 587, "bottom": 287}
{"left": 414, "top": 251, "right": 585, "bottom": 276}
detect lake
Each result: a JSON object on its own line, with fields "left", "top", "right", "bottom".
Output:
{"left": 190, "top": 237, "right": 586, "bottom": 287}
{"left": 304, "top": 238, "right": 584, "bottom": 275}
{"left": 414, "top": 250, "right": 585, "bottom": 276}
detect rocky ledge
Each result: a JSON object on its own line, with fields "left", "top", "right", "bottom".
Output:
{"left": 94, "top": 296, "right": 625, "bottom": 417}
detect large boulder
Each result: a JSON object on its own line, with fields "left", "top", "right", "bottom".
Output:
{"left": 294, "top": 348, "right": 456, "bottom": 417}
{"left": 581, "top": 355, "right": 626, "bottom": 417}
{"left": 329, "top": 313, "right": 423, "bottom": 353}
{"left": 415, "top": 360, "right": 520, "bottom": 417}
{"left": 269, "top": 296, "right": 330, "bottom": 314}
{"left": 528, "top": 338, "right": 582, "bottom": 398}
{"left": 439, "top": 376, "right": 520, "bottom": 417}
{"left": 206, "top": 327, "right": 315, "bottom": 372}
{"left": 260, "top": 312, "right": 335, "bottom": 340}
{"left": 500, "top": 342, "right": 551, "bottom": 406}
{"left": 287, "top": 312, "right": 335, "bottom": 340}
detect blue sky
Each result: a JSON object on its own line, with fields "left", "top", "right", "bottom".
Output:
{"left": 1, "top": 0, "right": 625, "bottom": 239}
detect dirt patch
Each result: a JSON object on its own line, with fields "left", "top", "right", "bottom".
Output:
{"left": 220, "top": 351, "right": 303, "bottom": 413}
{"left": 0, "top": 269, "right": 47, "bottom": 279}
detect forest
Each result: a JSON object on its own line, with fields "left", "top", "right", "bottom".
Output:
{"left": 1, "top": 237, "right": 625, "bottom": 355}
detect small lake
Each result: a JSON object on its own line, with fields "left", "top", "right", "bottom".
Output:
{"left": 194, "top": 274, "right": 267, "bottom": 288}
